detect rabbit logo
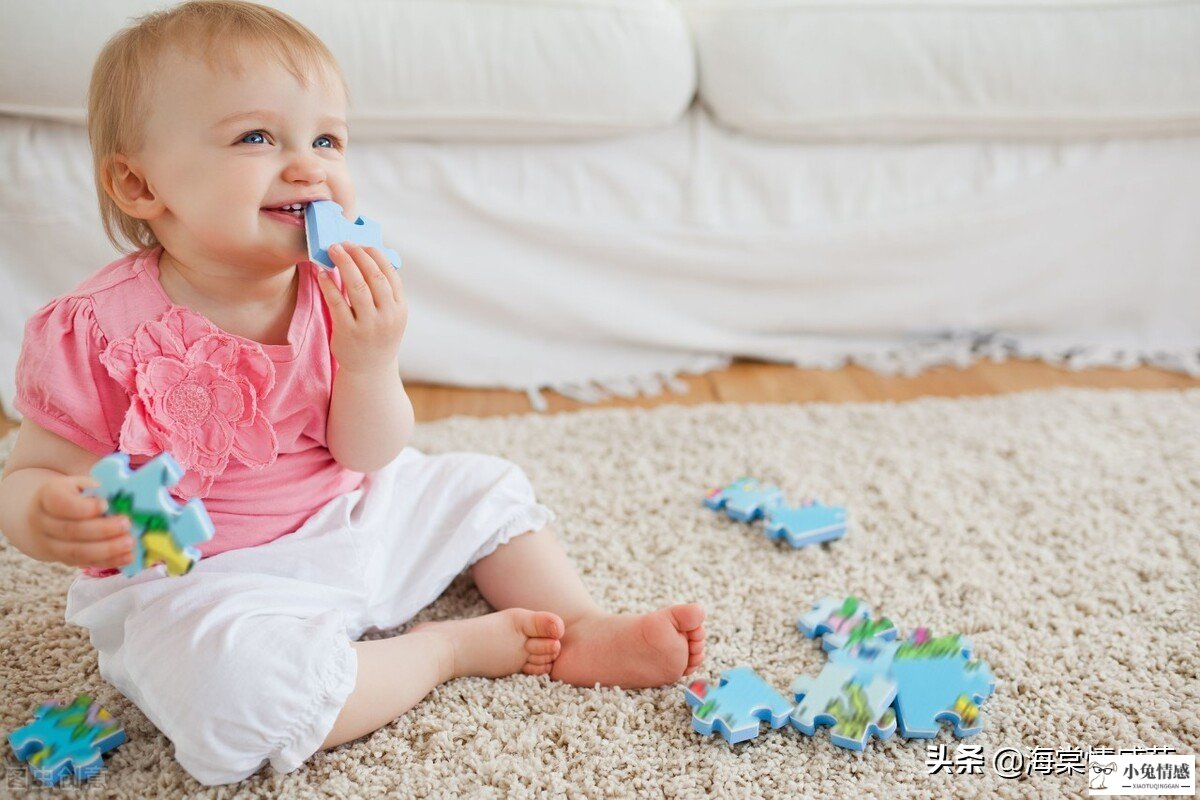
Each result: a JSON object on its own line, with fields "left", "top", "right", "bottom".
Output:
{"left": 1089, "top": 760, "right": 1117, "bottom": 790}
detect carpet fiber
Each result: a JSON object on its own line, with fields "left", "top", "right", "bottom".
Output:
{"left": 2, "top": 389, "right": 1198, "bottom": 798}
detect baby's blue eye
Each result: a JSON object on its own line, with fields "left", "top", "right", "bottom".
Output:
{"left": 237, "top": 130, "right": 340, "bottom": 149}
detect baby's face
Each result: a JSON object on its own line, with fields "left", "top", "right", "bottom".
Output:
{"left": 135, "top": 46, "right": 354, "bottom": 271}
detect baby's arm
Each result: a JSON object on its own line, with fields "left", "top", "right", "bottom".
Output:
{"left": 318, "top": 242, "right": 414, "bottom": 472}
{"left": 0, "top": 420, "right": 133, "bottom": 569}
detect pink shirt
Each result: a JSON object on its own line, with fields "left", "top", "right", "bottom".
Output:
{"left": 14, "top": 246, "right": 364, "bottom": 575}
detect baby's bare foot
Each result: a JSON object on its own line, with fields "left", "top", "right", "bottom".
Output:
{"left": 550, "top": 604, "right": 706, "bottom": 689}
{"left": 411, "top": 609, "right": 564, "bottom": 679}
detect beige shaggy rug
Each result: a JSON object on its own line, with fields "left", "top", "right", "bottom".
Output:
{"left": 1, "top": 389, "right": 1198, "bottom": 799}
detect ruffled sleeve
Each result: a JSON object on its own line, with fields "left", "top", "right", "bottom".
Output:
{"left": 13, "top": 296, "right": 129, "bottom": 455}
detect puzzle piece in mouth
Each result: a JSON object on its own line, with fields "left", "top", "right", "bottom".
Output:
{"left": 305, "top": 199, "right": 401, "bottom": 270}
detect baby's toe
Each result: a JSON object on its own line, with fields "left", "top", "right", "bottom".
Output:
{"left": 686, "top": 630, "right": 705, "bottom": 674}
{"left": 522, "top": 661, "right": 554, "bottom": 676}
{"left": 530, "top": 611, "right": 565, "bottom": 640}
{"left": 669, "top": 604, "right": 706, "bottom": 634}
{"left": 526, "top": 637, "right": 561, "bottom": 657}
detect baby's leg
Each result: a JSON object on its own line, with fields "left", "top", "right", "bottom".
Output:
{"left": 466, "top": 526, "right": 707, "bottom": 689}
{"left": 320, "top": 608, "right": 563, "bottom": 749}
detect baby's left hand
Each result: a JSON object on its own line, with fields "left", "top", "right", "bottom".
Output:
{"left": 316, "top": 242, "right": 407, "bottom": 375}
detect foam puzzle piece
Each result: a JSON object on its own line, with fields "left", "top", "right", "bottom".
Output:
{"left": 797, "top": 596, "right": 897, "bottom": 653}
{"left": 789, "top": 662, "right": 898, "bottom": 751}
{"left": 87, "top": 452, "right": 214, "bottom": 578}
{"left": 764, "top": 500, "right": 848, "bottom": 548}
{"left": 305, "top": 200, "right": 401, "bottom": 270}
{"left": 703, "top": 477, "right": 784, "bottom": 522}
{"left": 887, "top": 629, "right": 997, "bottom": 738}
{"left": 684, "top": 667, "right": 794, "bottom": 744}
{"left": 798, "top": 598, "right": 996, "bottom": 740}
{"left": 8, "top": 695, "right": 126, "bottom": 786}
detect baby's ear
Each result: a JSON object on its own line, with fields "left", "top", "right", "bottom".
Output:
{"left": 103, "top": 153, "right": 166, "bottom": 221}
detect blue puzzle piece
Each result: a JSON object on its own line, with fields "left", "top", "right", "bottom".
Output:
{"left": 829, "top": 636, "right": 902, "bottom": 685}
{"left": 684, "top": 667, "right": 793, "bottom": 744}
{"left": 793, "top": 599, "right": 997, "bottom": 745}
{"left": 305, "top": 200, "right": 401, "bottom": 270}
{"left": 8, "top": 695, "right": 126, "bottom": 786}
{"left": 790, "top": 663, "right": 897, "bottom": 751}
{"left": 87, "top": 452, "right": 214, "bottom": 578}
{"left": 797, "top": 596, "right": 897, "bottom": 653}
{"left": 703, "top": 477, "right": 785, "bottom": 522}
{"left": 887, "top": 629, "right": 997, "bottom": 738}
{"left": 764, "top": 500, "right": 847, "bottom": 548}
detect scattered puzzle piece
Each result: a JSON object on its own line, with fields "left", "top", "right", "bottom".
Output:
{"left": 683, "top": 598, "right": 996, "bottom": 751}
{"left": 764, "top": 500, "right": 848, "bottom": 548}
{"left": 684, "top": 667, "right": 793, "bottom": 744}
{"left": 87, "top": 452, "right": 215, "bottom": 578}
{"left": 802, "top": 602, "right": 995, "bottom": 739}
{"left": 703, "top": 477, "right": 784, "bottom": 522}
{"left": 888, "top": 629, "right": 997, "bottom": 738}
{"left": 797, "top": 596, "right": 897, "bottom": 652}
{"left": 8, "top": 695, "right": 126, "bottom": 786}
{"left": 790, "top": 663, "right": 897, "bottom": 751}
{"left": 305, "top": 200, "right": 401, "bottom": 270}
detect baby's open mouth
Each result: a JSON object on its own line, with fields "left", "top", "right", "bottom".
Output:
{"left": 263, "top": 202, "right": 308, "bottom": 218}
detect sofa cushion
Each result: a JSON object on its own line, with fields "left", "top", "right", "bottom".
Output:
{"left": 0, "top": 0, "right": 695, "bottom": 141}
{"left": 683, "top": 0, "right": 1200, "bottom": 140}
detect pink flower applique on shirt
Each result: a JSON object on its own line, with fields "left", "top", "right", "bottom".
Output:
{"left": 100, "top": 306, "right": 279, "bottom": 496}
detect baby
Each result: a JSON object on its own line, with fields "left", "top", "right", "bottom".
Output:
{"left": 0, "top": 0, "right": 704, "bottom": 786}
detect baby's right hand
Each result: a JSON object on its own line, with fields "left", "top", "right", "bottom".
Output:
{"left": 30, "top": 475, "right": 134, "bottom": 569}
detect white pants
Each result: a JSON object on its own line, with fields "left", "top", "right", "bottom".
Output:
{"left": 64, "top": 448, "right": 553, "bottom": 786}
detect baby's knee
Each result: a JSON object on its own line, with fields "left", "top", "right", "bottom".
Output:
{"left": 117, "top": 610, "right": 357, "bottom": 785}
{"left": 435, "top": 451, "right": 539, "bottom": 503}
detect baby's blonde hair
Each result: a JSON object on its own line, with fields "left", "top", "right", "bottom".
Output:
{"left": 87, "top": 0, "right": 349, "bottom": 253}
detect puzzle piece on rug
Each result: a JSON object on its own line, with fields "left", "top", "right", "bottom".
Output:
{"left": 8, "top": 695, "right": 126, "bottom": 786}
{"left": 305, "top": 199, "right": 401, "bottom": 270}
{"left": 797, "top": 596, "right": 898, "bottom": 652}
{"left": 764, "top": 500, "right": 848, "bottom": 548}
{"left": 683, "top": 598, "right": 996, "bottom": 751}
{"left": 887, "top": 628, "right": 997, "bottom": 738}
{"left": 684, "top": 666, "right": 794, "bottom": 744}
{"left": 703, "top": 477, "right": 784, "bottom": 522}
{"left": 789, "top": 662, "right": 898, "bottom": 751}
{"left": 803, "top": 602, "right": 993, "bottom": 739}
{"left": 87, "top": 452, "right": 215, "bottom": 577}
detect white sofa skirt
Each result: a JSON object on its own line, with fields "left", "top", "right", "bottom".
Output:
{"left": 2, "top": 107, "right": 1198, "bottom": 415}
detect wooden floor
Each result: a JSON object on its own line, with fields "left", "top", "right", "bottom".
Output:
{"left": 2, "top": 361, "right": 1196, "bottom": 436}
{"left": 404, "top": 360, "right": 1199, "bottom": 422}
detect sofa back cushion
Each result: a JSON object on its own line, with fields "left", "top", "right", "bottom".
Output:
{"left": 0, "top": 0, "right": 696, "bottom": 141}
{"left": 683, "top": 0, "right": 1200, "bottom": 140}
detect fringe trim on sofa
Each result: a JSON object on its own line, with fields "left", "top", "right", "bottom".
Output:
{"left": 832, "top": 331, "right": 1200, "bottom": 378}
{"left": 520, "top": 332, "right": 1200, "bottom": 411}
{"left": 524, "top": 356, "right": 731, "bottom": 412}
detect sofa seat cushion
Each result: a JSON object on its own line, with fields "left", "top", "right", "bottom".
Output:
{"left": 0, "top": 0, "right": 696, "bottom": 141}
{"left": 683, "top": 0, "right": 1200, "bottom": 140}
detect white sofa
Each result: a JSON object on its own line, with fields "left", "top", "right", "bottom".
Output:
{"left": 2, "top": 0, "right": 1199, "bottom": 415}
